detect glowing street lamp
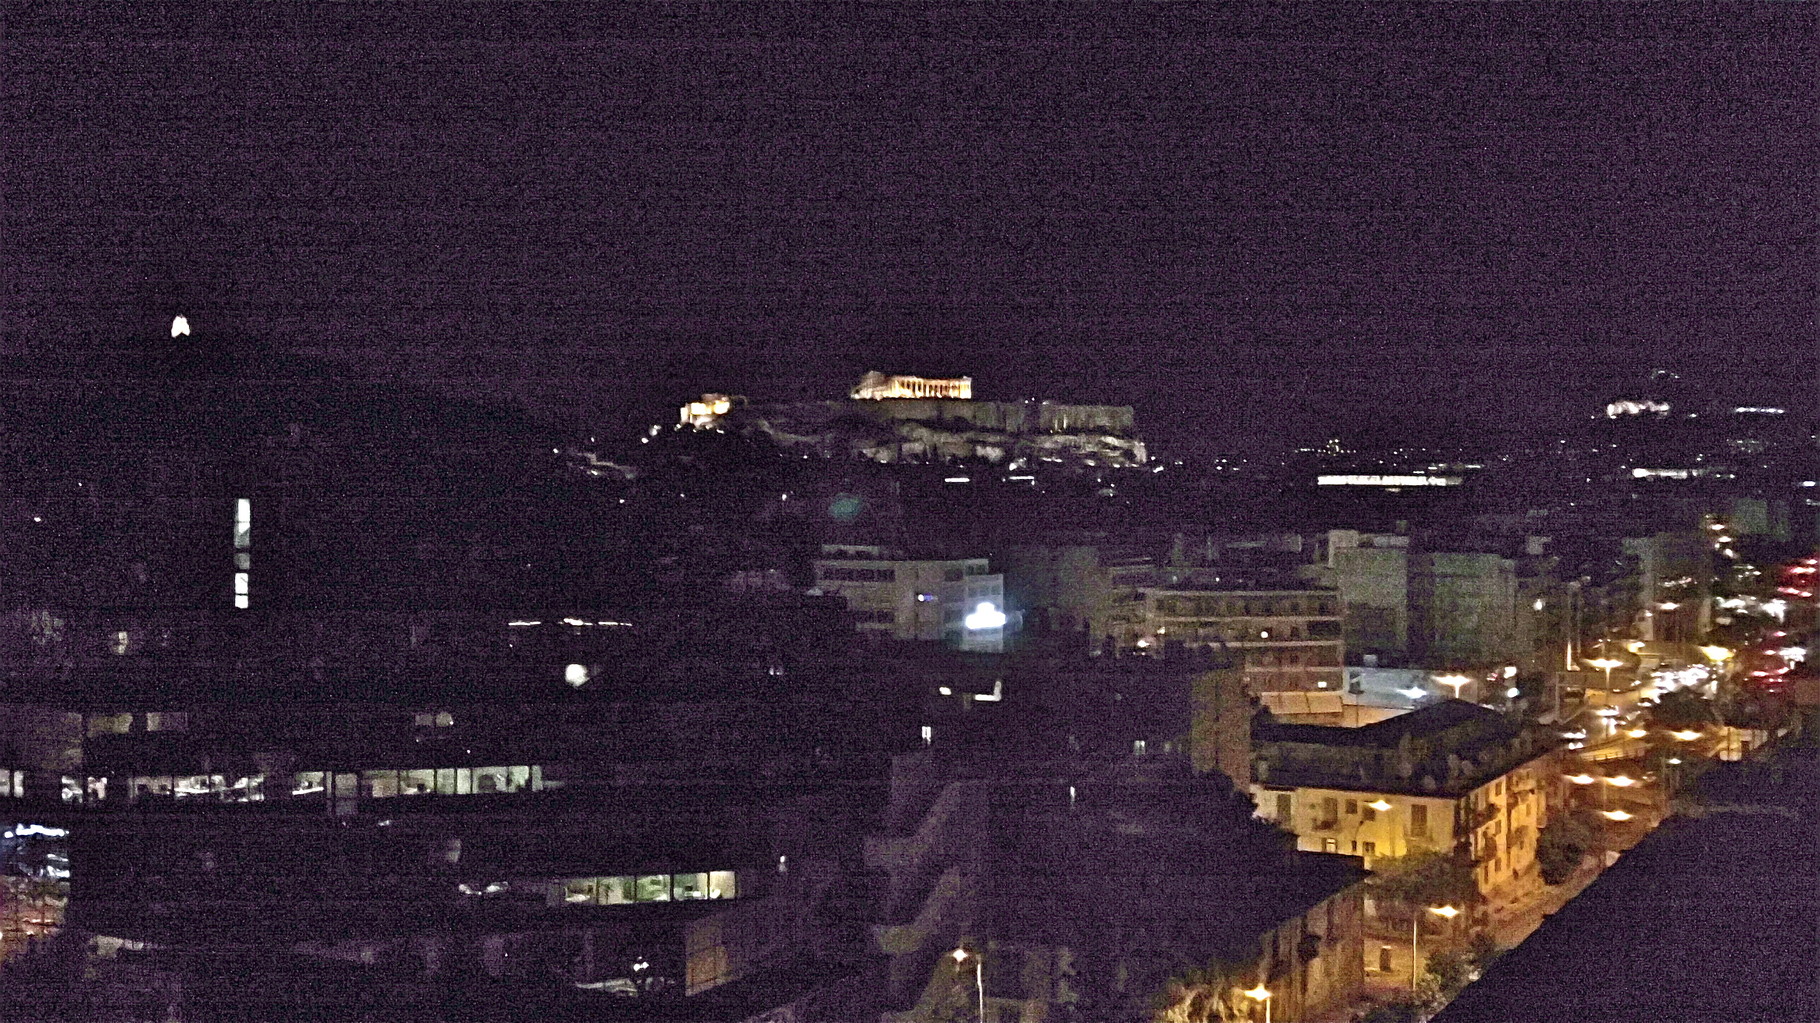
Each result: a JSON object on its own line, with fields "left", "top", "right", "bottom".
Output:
{"left": 1699, "top": 645, "right": 1734, "bottom": 667}
{"left": 1604, "top": 775, "right": 1636, "bottom": 788}
{"left": 951, "top": 948, "right": 984, "bottom": 1023}
{"left": 1585, "top": 657, "right": 1624, "bottom": 689}
{"left": 1243, "top": 984, "right": 1273, "bottom": 1023}
{"left": 1670, "top": 729, "right": 1703, "bottom": 741}
{"left": 1626, "top": 728, "right": 1649, "bottom": 739}
{"left": 1602, "top": 809, "right": 1634, "bottom": 822}
{"left": 1434, "top": 674, "right": 1472, "bottom": 701}
{"left": 1567, "top": 773, "right": 1596, "bottom": 785}
{"left": 1414, "top": 906, "right": 1461, "bottom": 989}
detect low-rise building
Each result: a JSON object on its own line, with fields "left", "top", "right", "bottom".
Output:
{"left": 813, "top": 545, "right": 1007, "bottom": 652}
{"left": 1120, "top": 587, "right": 1346, "bottom": 693}
{"left": 1251, "top": 701, "right": 1563, "bottom": 903}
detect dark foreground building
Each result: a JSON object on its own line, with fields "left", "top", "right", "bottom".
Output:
{"left": 1432, "top": 745, "right": 1820, "bottom": 1023}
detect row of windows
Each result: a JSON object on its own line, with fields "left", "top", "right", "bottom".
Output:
{"left": 86, "top": 712, "right": 189, "bottom": 736}
{"left": 66, "top": 766, "right": 551, "bottom": 803}
{"left": 1279, "top": 793, "right": 1431, "bottom": 837}
{"left": 819, "top": 567, "right": 897, "bottom": 582}
{"left": 559, "top": 871, "right": 739, "bottom": 906}
{"left": 1151, "top": 597, "right": 1338, "bottom": 617}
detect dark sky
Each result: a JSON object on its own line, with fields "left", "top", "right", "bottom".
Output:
{"left": 4, "top": 4, "right": 1814, "bottom": 450}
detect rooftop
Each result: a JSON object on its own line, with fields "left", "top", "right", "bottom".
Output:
{"left": 1255, "top": 699, "right": 1508, "bottom": 749}
{"left": 1433, "top": 747, "right": 1820, "bottom": 1022}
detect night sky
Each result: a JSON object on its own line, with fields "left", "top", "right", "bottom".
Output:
{"left": 5, "top": 4, "right": 1813, "bottom": 450}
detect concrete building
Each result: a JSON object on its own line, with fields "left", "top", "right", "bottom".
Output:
{"left": 1325, "top": 531, "right": 1412, "bottom": 660}
{"left": 813, "top": 545, "right": 1007, "bottom": 653}
{"left": 1251, "top": 701, "right": 1563, "bottom": 902}
{"left": 997, "top": 544, "right": 1155, "bottom": 649}
{"left": 1411, "top": 552, "right": 1520, "bottom": 667}
{"left": 867, "top": 752, "right": 1367, "bottom": 1023}
{"left": 1621, "top": 530, "right": 1713, "bottom": 645}
{"left": 1433, "top": 748, "right": 1820, "bottom": 1023}
{"left": 1118, "top": 587, "right": 1346, "bottom": 693}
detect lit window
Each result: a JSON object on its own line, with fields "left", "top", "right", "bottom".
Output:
{"left": 233, "top": 498, "right": 251, "bottom": 548}
{"left": 920, "top": 725, "right": 933, "bottom": 745}
{"left": 233, "top": 572, "right": 249, "bottom": 609}
{"left": 673, "top": 872, "right": 710, "bottom": 900}
{"left": 708, "top": 870, "right": 737, "bottom": 899}
{"left": 634, "top": 875, "right": 671, "bottom": 902}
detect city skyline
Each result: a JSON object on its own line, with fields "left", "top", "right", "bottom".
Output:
{"left": 5, "top": 5, "right": 1814, "bottom": 448}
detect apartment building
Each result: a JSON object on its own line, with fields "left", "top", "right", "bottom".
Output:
{"left": 1251, "top": 701, "right": 1564, "bottom": 903}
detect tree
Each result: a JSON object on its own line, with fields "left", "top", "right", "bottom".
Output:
{"left": 1466, "top": 930, "right": 1502, "bottom": 970}
{"left": 1424, "top": 947, "right": 1475, "bottom": 1000}
{"left": 1648, "top": 689, "right": 1718, "bottom": 731}
{"left": 1363, "top": 851, "right": 1476, "bottom": 917}
{"left": 1361, "top": 998, "right": 1429, "bottom": 1023}
{"left": 1535, "top": 810, "right": 1595, "bottom": 885}
{"left": 1153, "top": 958, "right": 1254, "bottom": 1023}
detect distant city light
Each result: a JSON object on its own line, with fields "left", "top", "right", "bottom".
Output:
{"left": 1316, "top": 474, "right": 1461, "bottom": 487}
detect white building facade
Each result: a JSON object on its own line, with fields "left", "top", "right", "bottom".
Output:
{"left": 812, "top": 545, "right": 1007, "bottom": 652}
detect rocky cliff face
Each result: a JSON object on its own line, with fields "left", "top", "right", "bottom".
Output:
{"left": 724, "top": 399, "right": 1147, "bottom": 469}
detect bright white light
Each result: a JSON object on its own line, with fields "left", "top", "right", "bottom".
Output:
{"left": 564, "top": 664, "right": 589, "bottom": 687}
{"left": 1506, "top": 687, "right": 1521, "bottom": 699}
{"left": 964, "top": 602, "right": 1007, "bottom": 630}
{"left": 1397, "top": 687, "right": 1429, "bottom": 700}
{"left": 171, "top": 315, "right": 190, "bottom": 337}
{"left": 1502, "top": 665, "right": 1518, "bottom": 679}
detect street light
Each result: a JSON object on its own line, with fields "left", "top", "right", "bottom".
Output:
{"left": 1243, "top": 984, "right": 1273, "bottom": 1023}
{"left": 1585, "top": 657, "right": 1624, "bottom": 689}
{"left": 951, "top": 948, "right": 984, "bottom": 1023}
{"left": 1699, "top": 645, "right": 1733, "bottom": 666}
{"left": 1434, "top": 674, "right": 1472, "bottom": 701}
{"left": 1604, "top": 775, "right": 1636, "bottom": 788}
{"left": 1415, "top": 905, "right": 1461, "bottom": 989}
{"left": 1670, "top": 729, "right": 1703, "bottom": 741}
{"left": 1602, "top": 809, "right": 1634, "bottom": 822}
